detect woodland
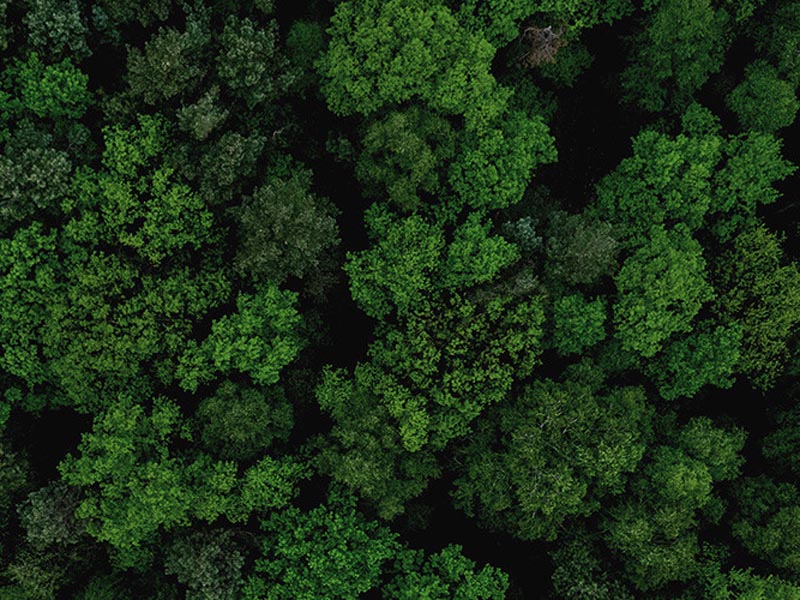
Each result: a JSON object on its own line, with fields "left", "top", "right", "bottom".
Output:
{"left": 1, "top": 0, "right": 800, "bottom": 598}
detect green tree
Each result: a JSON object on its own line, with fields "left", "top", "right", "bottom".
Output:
{"left": 314, "top": 367, "right": 441, "bottom": 519}
{"left": 602, "top": 417, "right": 745, "bottom": 591}
{"left": 126, "top": 25, "right": 207, "bottom": 104}
{"left": 15, "top": 53, "right": 92, "bottom": 120}
{"left": 243, "top": 489, "right": 399, "bottom": 600}
{"left": 317, "top": 0, "right": 506, "bottom": 127}
{"left": 613, "top": 224, "right": 713, "bottom": 358}
{"left": 95, "top": 114, "right": 214, "bottom": 263}
{"left": 543, "top": 210, "right": 619, "bottom": 286}
{"left": 448, "top": 110, "right": 556, "bottom": 211}
{"left": 648, "top": 322, "right": 742, "bottom": 401}
{"left": 164, "top": 529, "right": 245, "bottom": 600}
{"left": 763, "top": 405, "right": 800, "bottom": 478}
{"left": 621, "top": 0, "right": 728, "bottom": 112}
{"left": 194, "top": 381, "right": 293, "bottom": 462}
{"left": 217, "top": 16, "right": 297, "bottom": 108}
{"left": 551, "top": 293, "right": 607, "bottom": 356}
{"left": 594, "top": 128, "right": 722, "bottom": 244}
{"left": 622, "top": 0, "right": 728, "bottom": 112}
{"left": 384, "top": 545, "right": 508, "bottom": 600}
{"left": 550, "top": 528, "right": 634, "bottom": 600}
{"left": 710, "top": 132, "right": 795, "bottom": 240}
{"left": 23, "top": 0, "right": 89, "bottom": 60}
{"left": 453, "top": 379, "right": 652, "bottom": 541}
{"left": 711, "top": 225, "right": 800, "bottom": 389}
{"left": 732, "top": 477, "right": 800, "bottom": 574}
{"left": 355, "top": 107, "right": 456, "bottom": 211}
{"left": 234, "top": 170, "right": 339, "bottom": 284}
{"left": 727, "top": 61, "right": 799, "bottom": 133}
{"left": 178, "top": 285, "right": 305, "bottom": 391}
{"left": 58, "top": 397, "right": 238, "bottom": 552}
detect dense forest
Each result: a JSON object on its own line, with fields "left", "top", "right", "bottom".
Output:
{"left": 1, "top": 0, "right": 800, "bottom": 597}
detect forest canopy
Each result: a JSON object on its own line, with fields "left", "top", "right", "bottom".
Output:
{"left": 1, "top": 0, "right": 800, "bottom": 598}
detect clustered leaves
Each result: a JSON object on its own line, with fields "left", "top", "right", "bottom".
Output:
{"left": 0, "top": 0, "right": 799, "bottom": 598}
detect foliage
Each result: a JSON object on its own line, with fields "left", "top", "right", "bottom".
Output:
{"left": 727, "top": 61, "right": 799, "bottom": 133}
{"left": 164, "top": 529, "right": 245, "bottom": 600}
{"left": 244, "top": 490, "right": 399, "bottom": 599}
{"left": 613, "top": 224, "right": 713, "bottom": 358}
{"left": 318, "top": 0, "right": 506, "bottom": 127}
{"left": 355, "top": 107, "right": 456, "bottom": 211}
{"left": 453, "top": 379, "right": 652, "bottom": 541}
{"left": 178, "top": 285, "right": 305, "bottom": 390}
{"left": 544, "top": 210, "right": 619, "bottom": 286}
{"left": 594, "top": 128, "right": 722, "bottom": 244}
{"left": 23, "top": 0, "right": 89, "bottom": 60}
{"left": 385, "top": 544, "right": 508, "bottom": 599}
{"left": 648, "top": 322, "right": 742, "bottom": 401}
{"left": 234, "top": 170, "right": 339, "bottom": 284}
{"left": 551, "top": 293, "right": 607, "bottom": 355}
{"left": 194, "top": 381, "right": 293, "bottom": 462}
{"left": 18, "top": 482, "right": 85, "bottom": 547}
{"left": 217, "top": 16, "right": 297, "bottom": 108}
{"left": 621, "top": 0, "right": 728, "bottom": 112}
{"left": 732, "top": 477, "right": 800, "bottom": 574}
{"left": 127, "top": 25, "right": 207, "bottom": 104}
{"left": 602, "top": 418, "right": 745, "bottom": 590}
{"left": 58, "top": 398, "right": 238, "bottom": 550}
{"left": 711, "top": 225, "right": 800, "bottom": 389}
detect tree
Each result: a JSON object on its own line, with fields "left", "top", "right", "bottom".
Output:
{"left": 620, "top": 0, "right": 728, "bottom": 112}
{"left": 58, "top": 397, "right": 238, "bottom": 552}
{"left": 234, "top": 169, "right": 339, "bottom": 284}
{"left": 702, "top": 567, "right": 800, "bottom": 600}
{"left": 96, "top": 114, "right": 214, "bottom": 263}
{"left": 0, "top": 129, "right": 72, "bottom": 229}
{"left": 196, "top": 132, "right": 265, "bottom": 206}
{"left": 453, "top": 379, "right": 652, "bottom": 541}
{"left": 243, "top": 489, "right": 400, "bottom": 600}
{"left": 346, "top": 207, "right": 519, "bottom": 320}
{"left": 594, "top": 128, "right": 722, "bottom": 244}
{"left": 551, "top": 293, "right": 607, "bottom": 356}
{"left": 126, "top": 25, "right": 207, "bottom": 104}
{"left": 17, "top": 481, "right": 85, "bottom": 547}
{"left": 15, "top": 53, "right": 92, "bottom": 120}
{"left": 550, "top": 527, "right": 634, "bottom": 600}
{"left": 727, "top": 61, "right": 799, "bottom": 133}
{"left": 355, "top": 107, "right": 456, "bottom": 211}
{"left": 317, "top": 0, "right": 506, "bottom": 127}
{"left": 178, "top": 284, "right": 305, "bottom": 391}
{"left": 164, "top": 529, "right": 245, "bottom": 600}
{"left": 543, "top": 210, "right": 619, "bottom": 286}
{"left": 613, "top": 224, "right": 713, "bottom": 358}
{"left": 732, "top": 477, "right": 800, "bottom": 574}
{"left": 763, "top": 405, "right": 800, "bottom": 478}
{"left": 711, "top": 225, "right": 800, "bottom": 389}
{"left": 177, "top": 87, "right": 229, "bottom": 141}
{"left": 194, "top": 381, "right": 293, "bottom": 462}
{"left": 314, "top": 367, "right": 441, "bottom": 519}
{"left": 448, "top": 110, "right": 556, "bottom": 212}
{"left": 601, "top": 417, "right": 745, "bottom": 591}
{"left": 217, "top": 16, "right": 298, "bottom": 108}
{"left": 455, "top": 0, "right": 634, "bottom": 48}
{"left": 23, "top": 0, "right": 89, "bottom": 60}
{"left": 751, "top": 2, "right": 800, "bottom": 85}
{"left": 384, "top": 545, "right": 508, "bottom": 600}
{"left": 648, "top": 322, "right": 742, "bottom": 401}
{"left": 710, "top": 132, "right": 795, "bottom": 240}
